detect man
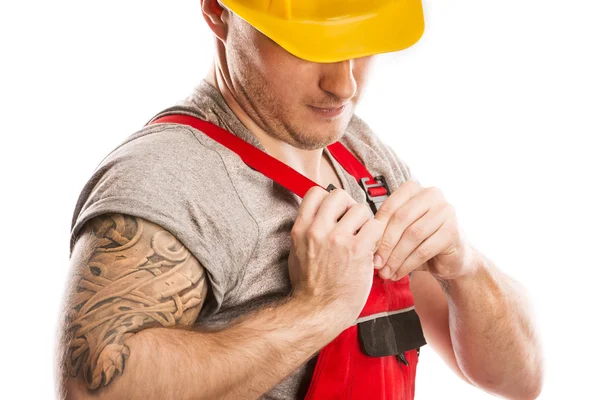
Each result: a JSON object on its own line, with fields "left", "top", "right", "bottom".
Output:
{"left": 57, "top": 0, "right": 544, "bottom": 399}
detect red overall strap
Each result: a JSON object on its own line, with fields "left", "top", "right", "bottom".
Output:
{"left": 326, "top": 141, "right": 388, "bottom": 197}
{"left": 148, "top": 114, "right": 387, "bottom": 199}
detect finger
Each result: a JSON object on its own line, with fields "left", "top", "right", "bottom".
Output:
{"left": 415, "top": 263, "right": 428, "bottom": 272}
{"left": 378, "top": 204, "right": 446, "bottom": 279}
{"left": 375, "top": 190, "right": 435, "bottom": 270}
{"left": 336, "top": 203, "right": 373, "bottom": 236}
{"left": 314, "top": 188, "right": 357, "bottom": 229}
{"left": 355, "top": 217, "right": 387, "bottom": 255}
{"left": 297, "top": 186, "right": 330, "bottom": 227}
{"left": 373, "top": 180, "right": 421, "bottom": 227}
{"left": 391, "top": 219, "right": 452, "bottom": 281}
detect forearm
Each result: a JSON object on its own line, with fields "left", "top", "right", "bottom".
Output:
{"left": 66, "top": 296, "right": 339, "bottom": 400}
{"left": 444, "top": 250, "right": 544, "bottom": 399}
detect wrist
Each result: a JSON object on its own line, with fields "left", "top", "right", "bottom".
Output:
{"left": 288, "top": 290, "right": 350, "bottom": 342}
{"left": 456, "top": 245, "right": 486, "bottom": 276}
{"left": 445, "top": 252, "right": 500, "bottom": 304}
{"left": 435, "top": 249, "right": 487, "bottom": 294}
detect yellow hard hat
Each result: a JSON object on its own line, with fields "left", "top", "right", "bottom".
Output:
{"left": 218, "top": 0, "right": 425, "bottom": 63}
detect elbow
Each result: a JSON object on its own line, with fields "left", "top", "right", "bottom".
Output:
{"left": 59, "top": 332, "right": 151, "bottom": 400}
{"left": 519, "top": 358, "right": 544, "bottom": 400}
{"left": 61, "top": 375, "right": 108, "bottom": 400}
{"left": 458, "top": 339, "right": 545, "bottom": 400}
{"left": 61, "top": 373, "right": 135, "bottom": 400}
{"left": 524, "top": 380, "right": 543, "bottom": 400}
{"left": 510, "top": 376, "right": 544, "bottom": 400}
{"left": 463, "top": 360, "right": 544, "bottom": 400}
{"left": 465, "top": 375, "right": 543, "bottom": 400}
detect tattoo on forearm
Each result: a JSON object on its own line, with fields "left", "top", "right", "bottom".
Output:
{"left": 60, "top": 214, "right": 207, "bottom": 390}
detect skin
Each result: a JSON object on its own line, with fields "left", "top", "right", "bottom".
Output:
{"left": 56, "top": 1, "right": 544, "bottom": 399}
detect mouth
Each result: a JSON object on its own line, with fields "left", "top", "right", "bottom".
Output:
{"left": 308, "top": 104, "right": 347, "bottom": 118}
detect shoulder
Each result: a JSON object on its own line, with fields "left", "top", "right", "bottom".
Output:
{"left": 87, "top": 118, "right": 234, "bottom": 190}
{"left": 70, "top": 119, "right": 241, "bottom": 255}
{"left": 70, "top": 120, "right": 256, "bottom": 313}
{"left": 107, "top": 119, "right": 219, "bottom": 163}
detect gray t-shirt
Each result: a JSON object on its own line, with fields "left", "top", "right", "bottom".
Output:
{"left": 69, "top": 80, "right": 414, "bottom": 399}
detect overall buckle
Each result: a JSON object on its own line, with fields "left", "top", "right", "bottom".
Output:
{"left": 359, "top": 175, "right": 390, "bottom": 215}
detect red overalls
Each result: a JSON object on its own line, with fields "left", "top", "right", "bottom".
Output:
{"left": 148, "top": 114, "right": 427, "bottom": 400}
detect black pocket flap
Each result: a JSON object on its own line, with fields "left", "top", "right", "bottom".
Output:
{"left": 358, "top": 309, "right": 427, "bottom": 357}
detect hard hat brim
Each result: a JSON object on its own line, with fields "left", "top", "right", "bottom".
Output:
{"left": 221, "top": 0, "right": 425, "bottom": 63}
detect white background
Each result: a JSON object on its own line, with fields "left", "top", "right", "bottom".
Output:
{"left": 1, "top": 0, "right": 599, "bottom": 398}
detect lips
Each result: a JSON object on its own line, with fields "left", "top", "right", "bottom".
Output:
{"left": 308, "top": 104, "right": 347, "bottom": 117}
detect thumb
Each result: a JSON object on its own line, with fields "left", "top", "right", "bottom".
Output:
{"left": 357, "top": 217, "right": 386, "bottom": 254}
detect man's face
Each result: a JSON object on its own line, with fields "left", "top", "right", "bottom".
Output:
{"left": 223, "top": 13, "right": 374, "bottom": 151}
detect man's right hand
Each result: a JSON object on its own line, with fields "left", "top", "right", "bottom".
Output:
{"left": 288, "top": 186, "right": 386, "bottom": 331}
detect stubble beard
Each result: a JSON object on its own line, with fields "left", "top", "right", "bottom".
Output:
{"left": 238, "top": 70, "right": 350, "bottom": 151}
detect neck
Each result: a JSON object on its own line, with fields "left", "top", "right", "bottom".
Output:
{"left": 205, "top": 62, "right": 330, "bottom": 186}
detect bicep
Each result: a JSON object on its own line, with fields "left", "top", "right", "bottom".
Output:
{"left": 58, "top": 213, "right": 208, "bottom": 394}
{"left": 410, "top": 271, "right": 472, "bottom": 385}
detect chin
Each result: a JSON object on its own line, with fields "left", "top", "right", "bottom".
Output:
{"left": 323, "top": 119, "right": 351, "bottom": 140}
{"left": 300, "top": 125, "right": 347, "bottom": 150}
{"left": 284, "top": 110, "right": 351, "bottom": 149}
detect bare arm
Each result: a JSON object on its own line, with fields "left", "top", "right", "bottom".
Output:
{"left": 57, "top": 213, "right": 340, "bottom": 400}
{"left": 411, "top": 250, "right": 544, "bottom": 399}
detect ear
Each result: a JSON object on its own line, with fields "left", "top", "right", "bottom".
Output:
{"left": 201, "top": 0, "right": 228, "bottom": 42}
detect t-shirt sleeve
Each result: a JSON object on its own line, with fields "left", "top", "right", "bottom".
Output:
{"left": 69, "top": 124, "right": 256, "bottom": 316}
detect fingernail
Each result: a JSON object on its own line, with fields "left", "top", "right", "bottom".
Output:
{"left": 380, "top": 266, "right": 391, "bottom": 278}
{"left": 373, "top": 254, "right": 383, "bottom": 269}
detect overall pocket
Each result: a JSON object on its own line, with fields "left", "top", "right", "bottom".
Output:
{"left": 357, "top": 307, "right": 427, "bottom": 360}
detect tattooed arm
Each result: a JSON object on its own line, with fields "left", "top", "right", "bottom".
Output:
{"left": 57, "top": 213, "right": 338, "bottom": 400}
{"left": 57, "top": 213, "right": 208, "bottom": 397}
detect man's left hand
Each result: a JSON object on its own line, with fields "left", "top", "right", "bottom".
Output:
{"left": 372, "top": 180, "right": 477, "bottom": 281}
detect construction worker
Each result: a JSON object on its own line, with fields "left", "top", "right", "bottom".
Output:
{"left": 57, "top": 1, "right": 544, "bottom": 399}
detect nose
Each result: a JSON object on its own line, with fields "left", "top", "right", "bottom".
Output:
{"left": 318, "top": 59, "right": 357, "bottom": 102}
